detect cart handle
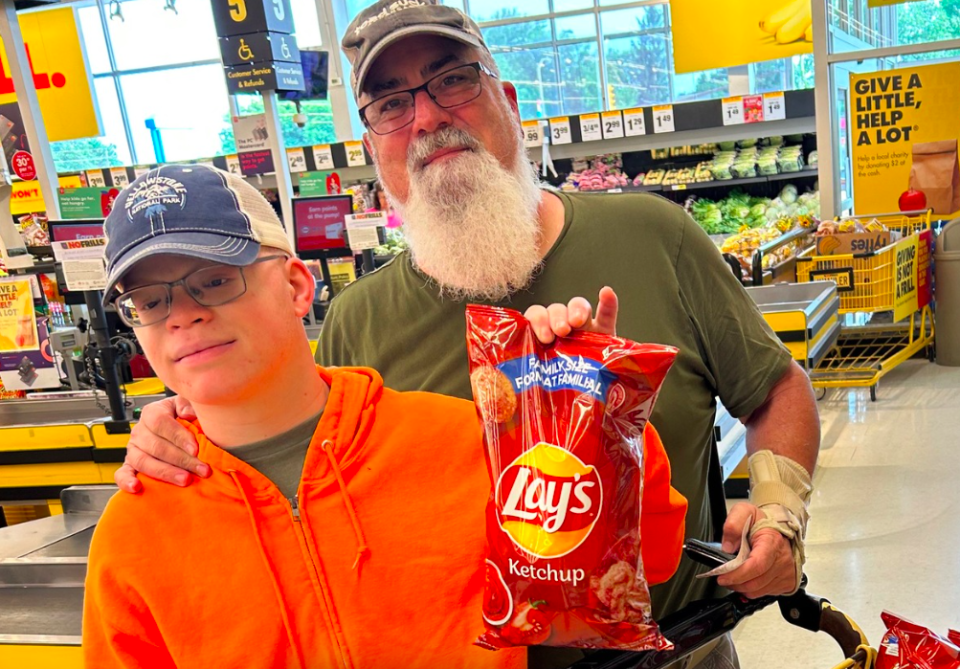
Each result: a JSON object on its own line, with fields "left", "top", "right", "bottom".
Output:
{"left": 833, "top": 646, "right": 878, "bottom": 669}
{"left": 837, "top": 209, "right": 931, "bottom": 220}
{"left": 778, "top": 590, "right": 870, "bottom": 659}
{"left": 751, "top": 226, "right": 814, "bottom": 285}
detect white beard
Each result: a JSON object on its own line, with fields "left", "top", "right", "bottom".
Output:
{"left": 387, "top": 126, "right": 544, "bottom": 302}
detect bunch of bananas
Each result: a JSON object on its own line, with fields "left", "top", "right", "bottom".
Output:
{"left": 760, "top": 0, "right": 813, "bottom": 44}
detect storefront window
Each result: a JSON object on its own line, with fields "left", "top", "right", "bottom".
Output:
{"left": 291, "top": 0, "right": 322, "bottom": 48}
{"left": 482, "top": 19, "right": 552, "bottom": 48}
{"left": 751, "top": 59, "right": 788, "bottom": 95}
{"left": 104, "top": 0, "right": 220, "bottom": 70}
{"left": 120, "top": 64, "right": 231, "bottom": 163}
{"left": 492, "top": 45, "right": 560, "bottom": 118}
{"left": 557, "top": 41, "right": 601, "bottom": 114}
{"left": 50, "top": 0, "right": 335, "bottom": 169}
{"left": 554, "top": 13, "right": 596, "bottom": 41}
{"left": 51, "top": 77, "right": 131, "bottom": 172}
{"left": 469, "top": 0, "right": 550, "bottom": 22}
{"left": 605, "top": 34, "right": 670, "bottom": 107}
{"left": 830, "top": 0, "right": 960, "bottom": 54}
{"left": 554, "top": 0, "right": 593, "bottom": 11}
{"left": 230, "top": 94, "right": 337, "bottom": 151}
{"left": 76, "top": 4, "right": 111, "bottom": 75}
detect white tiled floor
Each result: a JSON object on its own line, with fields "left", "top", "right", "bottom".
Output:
{"left": 732, "top": 359, "right": 960, "bottom": 667}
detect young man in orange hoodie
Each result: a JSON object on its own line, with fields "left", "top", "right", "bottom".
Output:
{"left": 82, "top": 164, "right": 687, "bottom": 668}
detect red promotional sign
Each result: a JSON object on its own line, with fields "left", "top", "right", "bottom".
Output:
{"left": 11, "top": 150, "right": 36, "bottom": 180}
{"left": 326, "top": 172, "right": 341, "bottom": 195}
{"left": 743, "top": 95, "right": 764, "bottom": 123}
{"left": 100, "top": 188, "right": 120, "bottom": 217}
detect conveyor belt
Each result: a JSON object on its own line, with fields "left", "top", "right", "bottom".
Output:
{"left": 0, "top": 587, "right": 83, "bottom": 640}
{"left": 0, "top": 393, "right": 164, "bottom": 426}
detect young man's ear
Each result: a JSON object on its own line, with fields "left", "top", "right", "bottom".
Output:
{"left": 287, "top": 258, "right": 316, "bottom": 318}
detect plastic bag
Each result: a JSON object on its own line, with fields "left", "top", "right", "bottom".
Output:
{"left": 465, "top": 305, "right": 677, "bottom": 651}
{"left": 877, "top": 612, "right": 960, "bottom": 669}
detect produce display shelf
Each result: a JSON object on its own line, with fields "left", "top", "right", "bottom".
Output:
{"left": 664, "top": 176, "right": 768, "bottom": 191}
{"left": 766, "top": 168, "right": 819, "bottom": 182}
{"left": 568, "top": 171, "right": 820, "bottom": 196}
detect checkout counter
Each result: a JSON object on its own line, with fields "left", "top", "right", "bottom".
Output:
{"left": 0, "top": 486, "right": 110, "bottom": 668}
{"left": 0, "top": 391, "right": 164, "bottom": 517}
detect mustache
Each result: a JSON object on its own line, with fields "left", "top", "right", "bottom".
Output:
{"left": 407, "top": 126, "right": 482, "bottom": 172}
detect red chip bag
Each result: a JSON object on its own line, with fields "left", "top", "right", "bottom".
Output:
{"left": 877, "top": 612, "right": 960, "bottom": 669}
{"left": 465, "top": 305, "right": 677, "bottom": 651}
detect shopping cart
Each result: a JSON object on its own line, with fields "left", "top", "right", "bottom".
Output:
{"left": 566, "top": 541, "right": 877, "bottom": 669}
{"left": 795, "top": 209, "right": 936, "bottom": 401}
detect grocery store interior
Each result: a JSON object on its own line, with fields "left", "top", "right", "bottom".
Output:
{"left": 2, "top": 0, "right": 960, "bottom": 667}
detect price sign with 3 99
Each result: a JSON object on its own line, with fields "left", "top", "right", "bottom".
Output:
{"left": 549, "top": 117, "right": 572, "bottom": 145}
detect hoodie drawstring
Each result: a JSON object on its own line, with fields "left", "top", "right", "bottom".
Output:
{"left": 320, "top": 440, "right": 370, "bottom": 573}
{"left": 228, "top": 470, "right": 307, "bottom": 669}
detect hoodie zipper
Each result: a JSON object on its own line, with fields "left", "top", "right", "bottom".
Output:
{"left": 287, "top": 493, "right": 353, "bottom": 669}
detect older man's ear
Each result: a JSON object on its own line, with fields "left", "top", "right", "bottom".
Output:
{"left": 501, "top": 81, "right": 520, "bottom": 116}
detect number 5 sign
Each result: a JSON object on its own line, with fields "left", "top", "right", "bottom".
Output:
{"left": 211, "top": 0, "right": 293, "bottom": 37}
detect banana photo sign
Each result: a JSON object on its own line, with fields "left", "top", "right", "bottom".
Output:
{"left": 671, "top": 0, "right": 814, "bottom": 75}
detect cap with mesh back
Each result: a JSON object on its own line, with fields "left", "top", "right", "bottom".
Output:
{"left": 102, "top": 163, "right": 294, "bottom": 304}
{"left": 341, "top": 0, "right": 489, "bottom": 99}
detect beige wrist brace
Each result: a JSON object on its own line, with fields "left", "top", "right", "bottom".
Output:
{"left": 748, "top": 450, "right": 813, "bottom": 595}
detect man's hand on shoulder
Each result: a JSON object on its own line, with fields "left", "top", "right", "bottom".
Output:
{"left": 116, "top": 396, "right": 210, "bottom": 493}
{"left": 524, "top": 286, "right": 618, "bottom": 344}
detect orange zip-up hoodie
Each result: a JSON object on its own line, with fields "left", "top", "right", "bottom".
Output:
{"left": 83, "top": 367, "right": 686, "bottom": 668}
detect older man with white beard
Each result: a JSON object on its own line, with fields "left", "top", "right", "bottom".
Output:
{"left": 116, "top": 2, "right": 820, "bottom": 668}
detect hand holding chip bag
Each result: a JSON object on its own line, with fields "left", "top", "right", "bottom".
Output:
{"left": 466, "top": 305, "right": 687, "bottom": 651}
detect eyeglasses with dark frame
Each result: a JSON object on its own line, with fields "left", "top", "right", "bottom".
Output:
{"left": 113, "top": 255, "right": 288, "bottom": 328}
{"left": 359, "top": 61, "right": 499, "bottom": 136}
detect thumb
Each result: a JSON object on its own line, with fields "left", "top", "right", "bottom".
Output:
{"left": 721, "top": 503, "right": 756, "bottom": 553}
{"left": 174, "top": 396, "right": 197, "bottom": 420}
{"left": 592, "top": 286, "right": 618, "bottom": 336}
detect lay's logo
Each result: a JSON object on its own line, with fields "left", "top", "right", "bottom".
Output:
{"left": 496, "top": 443, "right": 602, "bottom": 559}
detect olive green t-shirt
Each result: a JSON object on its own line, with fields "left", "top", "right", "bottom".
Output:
{"left": 228, "top": 410, "right": 323, "bottom": 500}
{"left": 315, "top": 190, "right": 792, "bottom": 617}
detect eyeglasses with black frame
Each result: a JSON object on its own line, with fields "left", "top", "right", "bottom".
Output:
{"left": 113, "top": 255, "right": 288, "bottom": 328}
{"left": 359, "top": 61, "right": 499, "bottom": 136}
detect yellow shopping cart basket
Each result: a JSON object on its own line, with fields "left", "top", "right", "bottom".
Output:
{"left": 796, "top": 209, "right": 932, "bottom": 316}
{"left": 794, "top": 209, "right": 935, "bottom": 401}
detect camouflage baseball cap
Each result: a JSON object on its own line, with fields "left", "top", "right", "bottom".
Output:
{"left": 341, "top": 0, "right": 489, "bottom": 99}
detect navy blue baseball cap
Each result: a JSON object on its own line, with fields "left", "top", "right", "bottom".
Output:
{"left": 102, "top": 164, "right": 294, "bottom": 304}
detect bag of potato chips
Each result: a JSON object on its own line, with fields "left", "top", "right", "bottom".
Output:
{"left": 465, "top": 305, "right": 677, "bottom": 651}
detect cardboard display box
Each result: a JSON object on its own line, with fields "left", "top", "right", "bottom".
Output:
{"left": 816, "top": 231, "right": 892, "bottom": 256}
